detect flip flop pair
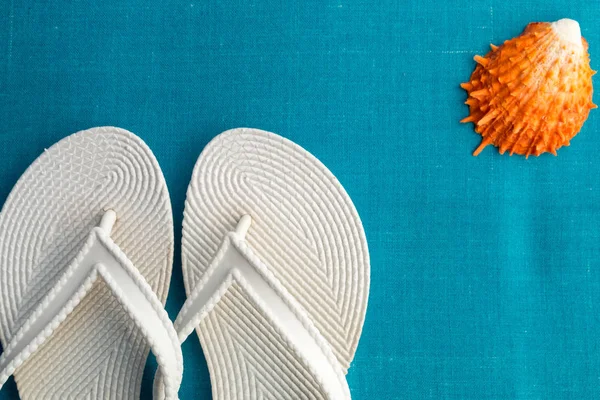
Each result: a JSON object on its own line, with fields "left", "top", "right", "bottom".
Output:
{"left": 0, "top": 127, "right": 370, "bottom": 399}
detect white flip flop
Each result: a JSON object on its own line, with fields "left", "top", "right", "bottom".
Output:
{"left": 159, "top": 128, "right": 370, "bottom": 399}
{"left": 0, "top": 127, "right": 183, "bottom": 399}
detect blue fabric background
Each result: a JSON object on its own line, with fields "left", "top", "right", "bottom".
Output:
{"left": 1, "top": 0, "right": 599, "bottom": 399}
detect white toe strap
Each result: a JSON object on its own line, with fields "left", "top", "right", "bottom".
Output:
{"left": 154, "top": 215, "right": 350, "bottom": 400}
{"left": 0, "top": 211, "right": 183, "bottom": 400}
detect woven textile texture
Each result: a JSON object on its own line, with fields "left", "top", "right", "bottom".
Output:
{"left": 1, "top": 0, "right": 599, "bottom": 399}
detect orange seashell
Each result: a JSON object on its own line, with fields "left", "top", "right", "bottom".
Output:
{"left": 461, "top": 19, "right": 596, "bottom": 157}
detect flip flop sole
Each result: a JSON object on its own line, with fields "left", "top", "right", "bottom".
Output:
{"left": 0, "top": 127, "right": 173, "bottom": 399}
{"left": 182, "top": 128, "right": 369, "bottom": 398}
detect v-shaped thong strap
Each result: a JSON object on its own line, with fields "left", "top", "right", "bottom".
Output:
{"left": 154, "top": 215, "right": 350, "bottom": 400}
{"left": 0, "top": 211, "right": 183, "bottom": 400}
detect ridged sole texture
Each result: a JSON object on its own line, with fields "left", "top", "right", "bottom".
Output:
{"left": 0, "top": 127, "right": 174, "bottom": 399}
{"left": 182, "top": 128, "right": 370, "bottom": 399}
